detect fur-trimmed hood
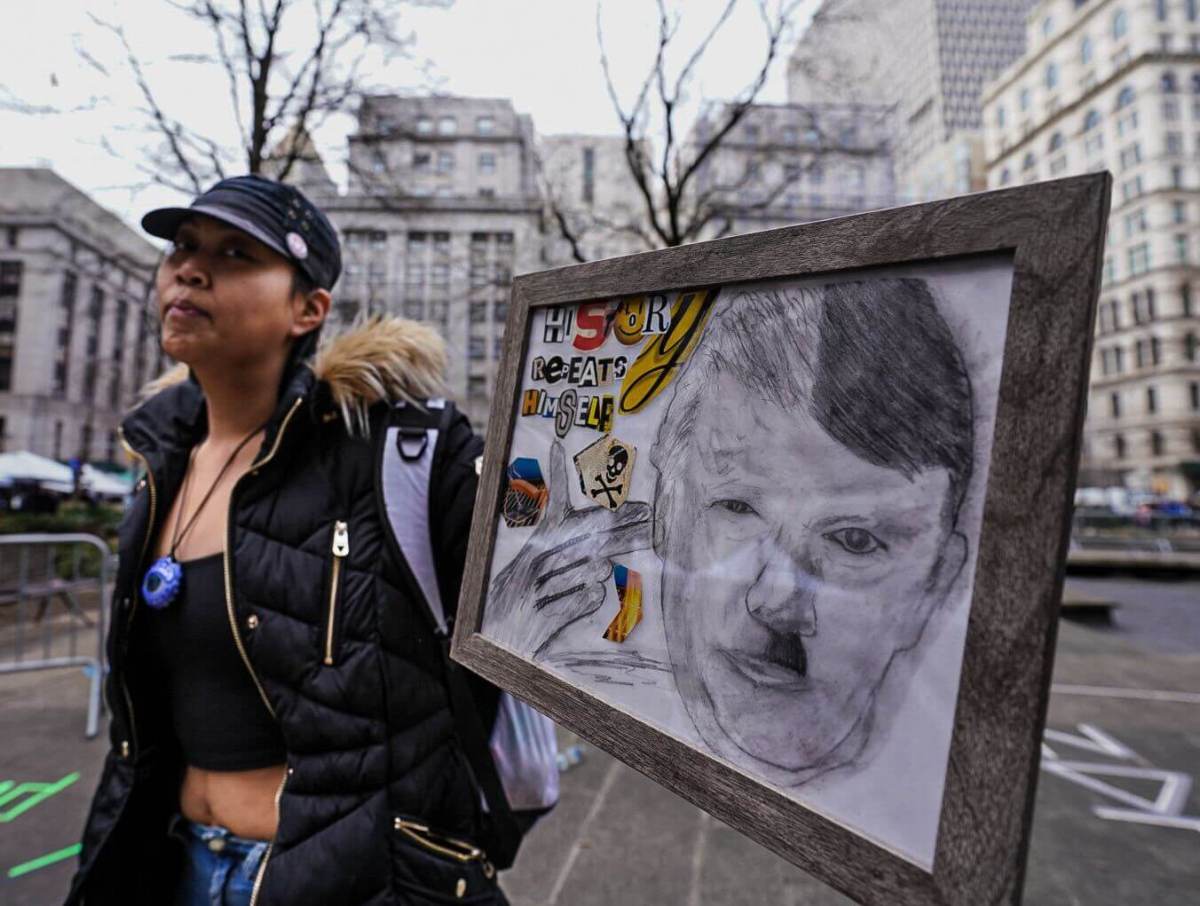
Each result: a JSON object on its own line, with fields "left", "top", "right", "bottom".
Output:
{"left": 139, "top": 316, "right": 448, "bottom": 435}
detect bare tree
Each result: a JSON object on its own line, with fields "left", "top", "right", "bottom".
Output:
{"left": 546, "top": 0, "right": 882, "bottom": 262}
{"left": 87, "top": 0, "right": 450, "bottom": 195}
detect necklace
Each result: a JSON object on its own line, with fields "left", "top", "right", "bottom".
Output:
{"left": 141, "top": 425, "right": 264, "bottom": 609}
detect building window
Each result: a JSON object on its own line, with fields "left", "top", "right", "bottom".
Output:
{"left": 468, "top": 375, "right": 487, "bottom": 401}
{"left": 996, "top": 105, "right": 1006, "bottom": 128}
{"left": 1183, "top": 332, "right": 1196, "bottom": 361}
{"left": 1022, "top": 152, "right": 1036, "bottom": 172}
{"left": 1191, "top": 382, "right": 1200, "bottom": 410}
{"left": 1164, "top": 98, "right": 1180, "bottom": 119}
{"left": 999, "top": 167, "right": 1011, "bottom": 186}
{"left": 415, "top": 116, "right": 433, "bottom": 135}
{"left": 1128, "top": 242, "right": 1151, "bottom": 275}
{"left": 582, "top": 146, "right": 596, "bottom": 204}
{"left": 1157, "top": 0, "right": 1167, "bottom": 21}
{"left": 1151, "top": 431, "right": 1165, "bottom": 456}
{"left": 1162, "top": 71, "right": 1180, "bottom": 94}
{"left": 1045, "top": 62, "right": 1059, "bottom": 90}
{"left": 1082, "top": 109, "right": 1101, "bottom": 133}
{"left": 1183, "top": 283, "right": 1194, "bottom": 316}
{"left": 1115, "top": 85, "right": 1135, "bottom": 111}
{"left": 468, "top": 336, "right": 486, "bottom": 360}
{"left": 469, "top": 301, "right": 487, "bottom": 323}
{"left": 412, "top": 151, "right": 431, "bottom": 171}
{"left": 1019, "top": 87, "right": 1031, "bottom": 112}
{"left": 1177, "top": 234, "right": 1191, "bottom": 262}
{"left": 436, "top": 151, "right": 455, "bottom": 173}
{"left": 1114, "top": 433, "right": 1126, "bottom": 459}
{"left": 493, "top": 300, "right": 508, "bottom": 323}
{"left": 1174, "top": 201, "right": 1188, "bottom": 224}
{"left": 4, "top": 227, "right": 16, "bottom": 248}
{"left": 1147, "top": 385, "right": 1158, "bottom": 413}
{"left": 782, "top": 125, "right": 799, "bottom": 144}
{"left": 437, "top": 116, "right": 457, "bottom": 135}
{"left": 1081, "top": 36, "right": 1093, "bottom": 65}
{"left": 1172, "top": 165, "right": 1185, "bottom": 188}
{"left": 478, "top": 152, "right": 496, "bottom": 174}
{"left": 1119, "top": 143, "right": 1142, "bottom": 169}
{"left": 1113, "top": 9, "right": 1128, "bottom": 41}
{"left": 1110, "top": 391, "right": 1121, "bottom": 417}
{"left": 476, "top": 115, "right": 495, "bottom": 135}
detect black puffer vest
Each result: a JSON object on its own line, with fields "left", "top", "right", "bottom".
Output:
{"left": 66, "top": 320, "right": 500, "bottom": 906}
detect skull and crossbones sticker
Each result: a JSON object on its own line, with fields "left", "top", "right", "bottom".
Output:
{"left": 573, "top": 435, "right": 637, "bottom": 511}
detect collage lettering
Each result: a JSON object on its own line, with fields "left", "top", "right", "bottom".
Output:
{"left": 530, "top": 355, "right": 629, "bottom": 387}
{"left": 618, "top": 288, "right": 719, "bottom": 415}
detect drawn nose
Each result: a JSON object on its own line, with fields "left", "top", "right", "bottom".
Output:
{"left": 745, "top": 554, "right": 818, "bottom": 636}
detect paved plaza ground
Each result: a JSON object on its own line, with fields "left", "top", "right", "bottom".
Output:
{"left": 2, "top": 573, "right": 1197, "bottom": 905}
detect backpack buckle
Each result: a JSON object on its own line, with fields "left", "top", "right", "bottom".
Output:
{"left": 396, "top": 427, "right": 429, "bottom": 461}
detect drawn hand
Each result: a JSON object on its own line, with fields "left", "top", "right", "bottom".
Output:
{"left": 486, "top": 441, "right": 652, "bottom": 657}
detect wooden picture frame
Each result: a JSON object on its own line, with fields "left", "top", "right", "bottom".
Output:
{"left": 450, "top": 173, "right": 1111, "bottom": 905}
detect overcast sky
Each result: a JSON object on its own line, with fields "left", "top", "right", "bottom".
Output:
{"left": 0, "top": 0, "right": 815, "bottom": 231}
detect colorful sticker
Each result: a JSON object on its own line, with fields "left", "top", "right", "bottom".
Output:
{"left": 502, "top": 458, "right": 548, "bottom": 528}
{"left": 613, "top": 294, "right": 671, "bottom": 345}
{"left": 573, "top": 434, "right": 636, "bottom": 511}
{"left": 603, "top": 564, "right": 643, "bottom": 643}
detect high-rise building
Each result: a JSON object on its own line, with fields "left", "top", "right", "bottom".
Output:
{"left": 689, "top": 101, "right": 897, "bottom": 236}
{"left": 789, "top": 0, "right": 1037, "bottom": 203}
{"left": 983, "top": 0, "right": 1200, "bottom": 498}
{"left": 0, "top": 168, "right": 160, "bottom": 464}
{"left": 323, "top": 95, "right": 543, "bottom": 426}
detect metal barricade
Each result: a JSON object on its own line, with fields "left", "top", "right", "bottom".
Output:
{"left": 0, "top": 533, "right": 112, "bottom": 738}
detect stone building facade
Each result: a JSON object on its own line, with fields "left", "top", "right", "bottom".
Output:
{"left": 324, "top": 95, "right": 544, "bottom": 426}
{"left": 0, "top": 168, "right": 160, "bottom": 464}
{"left": 689, "top": 101, "right": 897, "bottom": 235}
{"left": 982, "top": 0, "right": 1200, "bottom": 498}
{"left": 538, "top": 134, "right": 649, "bottom": 264}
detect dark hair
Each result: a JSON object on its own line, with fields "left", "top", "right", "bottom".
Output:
{"left": 656, "top": 277, "right": 975, "bottom": 526}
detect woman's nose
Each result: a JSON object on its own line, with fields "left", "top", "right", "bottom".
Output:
{"left": 744, "top": 554, "right": 818, "bottom": 636}
{"left": 172, "top": 254, "right": 209, "bottom": 288}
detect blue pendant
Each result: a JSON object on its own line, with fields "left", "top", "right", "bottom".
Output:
{"left": 142, "top": 556, "right": 183, "bottom": 609}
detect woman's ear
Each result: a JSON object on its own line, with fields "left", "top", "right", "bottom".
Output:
{"left": 291, "top": 288, "right": 331, "bottom": 338}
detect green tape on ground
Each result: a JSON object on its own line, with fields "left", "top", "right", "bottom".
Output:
{"left": 7, "top": 843, "right": 82, "bottom": 879}
{"left": 0, "top": 772, "right": 80, "bottom": 822}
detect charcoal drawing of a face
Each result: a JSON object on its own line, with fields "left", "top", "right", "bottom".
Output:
{"left": 651, "top": 278, "right": 974, "bottom": 785}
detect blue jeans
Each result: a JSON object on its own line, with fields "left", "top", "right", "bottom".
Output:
{"left": 170, "top": 815, "right": 269, "bottom": 906}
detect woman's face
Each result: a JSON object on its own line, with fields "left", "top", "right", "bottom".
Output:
{"left": 156, "top": 214, "right": 303, "bottom": 370}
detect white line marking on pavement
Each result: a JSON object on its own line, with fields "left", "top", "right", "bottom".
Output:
{"left": 546, "top": 758, "right": 622, "bottom": 906}
{"left": 1050, "top": 684, "right": 1200, "bottom": 705}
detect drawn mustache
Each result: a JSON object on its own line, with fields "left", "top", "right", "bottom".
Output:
{"left": 763, "top": 631, "right": 808, "bottom": 678}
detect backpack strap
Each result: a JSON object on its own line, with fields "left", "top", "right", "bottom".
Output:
{"left": 377, "top": 398, "right": 524, "bottom": 868}
{"left": 379, "top": 398, "right": 449, "bottom": 636}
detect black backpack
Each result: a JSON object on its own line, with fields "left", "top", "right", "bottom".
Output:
{"left": 378, "top": 398, "right": 559, "bottom": 869}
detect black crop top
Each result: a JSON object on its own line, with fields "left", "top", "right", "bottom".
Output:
{"left": 141, "top": 554, "right": 286, "bottom": 771}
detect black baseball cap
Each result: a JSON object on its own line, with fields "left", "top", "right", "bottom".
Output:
{"left": 141, "top": 174, "right": 342, "bottom": 291}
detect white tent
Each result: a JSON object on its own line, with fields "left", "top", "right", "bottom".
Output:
{"left": 82, "top": 465, "right": 134, "bottom": 499}
{"left": 0, "top": 452, "right": 133, "bottom": 500}
{"left": 0, "top": 451, "right": 75, "bottom": 486}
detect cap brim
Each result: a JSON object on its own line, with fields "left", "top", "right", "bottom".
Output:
{"left": 140, "top": 204, "right": 292, "bottom": 263}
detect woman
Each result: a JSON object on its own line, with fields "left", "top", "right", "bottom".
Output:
{"left": 67, "top": 175, "right": 504, "bottom": 906}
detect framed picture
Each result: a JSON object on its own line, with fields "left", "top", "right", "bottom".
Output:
{"left": 451, "top": 173, "right": 1111, "bottom": 905}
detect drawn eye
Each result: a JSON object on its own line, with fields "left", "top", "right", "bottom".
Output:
{"left": 712, "top": 498, "right": 758, "bottom": 517}
{"left": 824, "top": 527, "right": 886, "bottom": 555}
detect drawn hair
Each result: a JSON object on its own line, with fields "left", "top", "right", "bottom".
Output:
{"left": 656, "top": 277, "right": 975, "bottom": 526}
